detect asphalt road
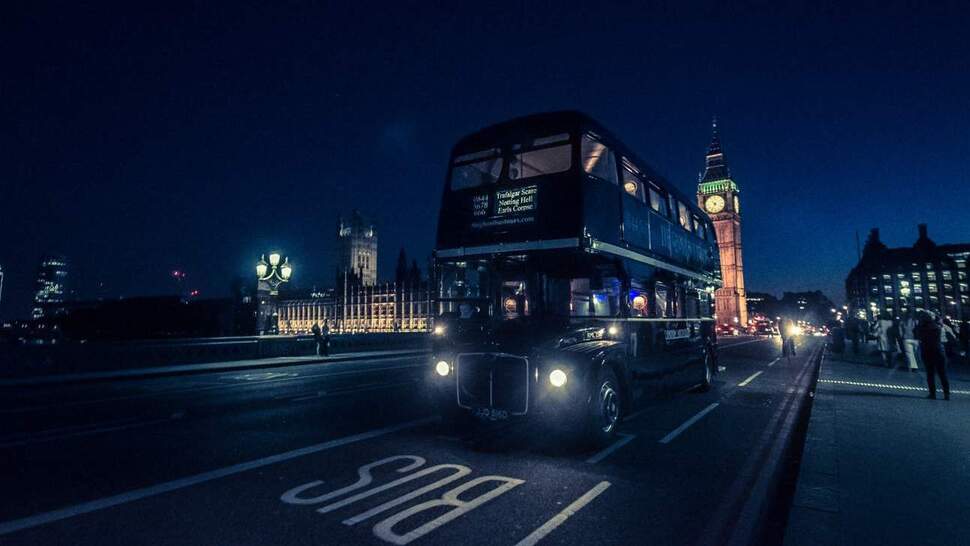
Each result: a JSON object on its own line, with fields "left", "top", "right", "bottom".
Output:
{"left": 0, "top": 336, "right": 821, "bottom": 545}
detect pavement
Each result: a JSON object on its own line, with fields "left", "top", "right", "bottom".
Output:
{"left": 1, "top": 335, "right": 819, "bottom": 545}
{"left": 784, "top": 344, "right": 970, "bottom": 546}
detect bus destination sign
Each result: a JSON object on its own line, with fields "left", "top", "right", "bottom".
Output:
{"left": 471, "top": 184, "right": 538, "bottom": 229}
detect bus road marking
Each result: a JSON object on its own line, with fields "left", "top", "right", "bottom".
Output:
{"left": 585, "top": 433, "right": 636, "bottom": 464}
{"left": 0, "top": 417, "right": 436, "bottom": 537}
{"left": 738, "top": 371, "right": 764, "bottom": 387}
{"left": 659, "top": 403, "right": 720, "bottom": 444}
{"left": 514, "top": 481, "right": 612, "bottom": 546}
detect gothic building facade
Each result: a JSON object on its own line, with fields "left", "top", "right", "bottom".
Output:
{"left": 696, "top": 120, "right": 748, "bottom": 326}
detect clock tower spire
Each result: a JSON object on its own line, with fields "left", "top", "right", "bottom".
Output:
{"left": 697, "top": 118, "right": 748, "bottom": 327}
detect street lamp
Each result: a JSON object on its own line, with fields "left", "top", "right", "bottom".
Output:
{"left": 257, "top": 252, "right": 292, "bottom": 295}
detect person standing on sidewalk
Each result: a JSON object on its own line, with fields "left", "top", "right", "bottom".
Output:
{"left": 874, "top": 312, "right": 895, "bottom": 367}
{"left": 311, "top": 323, "right": 323, "bottom": 356}
{"left": 321, "top": 322, "right": 331, "bottom": 356}
{"left": 899, "top": 311, "right": 920, "bottom": 372}
{"left": 917, "top": 311, "right": 950, "bottom": 400}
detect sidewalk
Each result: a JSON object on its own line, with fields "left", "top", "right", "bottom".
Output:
{"left": 784, "top": 345, "right": 970, "bottom": 546}
{"left": 0, "top": 349, "right": 428, "bottom": 388}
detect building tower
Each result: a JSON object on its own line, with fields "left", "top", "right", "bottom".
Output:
{"left": 337, "top": 210, "right": 378, "bottom": 286}
{"left": 32, "top": 254, "right": 69, "bottom": 320}
{"left": 697, "top": 119, "right": 748, "bottom": 326}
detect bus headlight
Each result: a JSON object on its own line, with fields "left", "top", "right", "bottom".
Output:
{"left": 549, "top": 369, "right": 567, "bottom": 388}
{"left": 435, "top": 360, "right": 451, "bottom": 376}
{"left": 433, "top": 325, "right": 446, "bottom": 336}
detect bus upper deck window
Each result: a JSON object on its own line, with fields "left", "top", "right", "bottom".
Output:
{"left": 693, "top": 215, "right": 703, "bottom": 237}
{"left": 622, "top": 163, "right": 645, "bottom": 202}
{"left": 581, "top": 135, "right": 617, "bottom": 184}
{"left": 678, "top": 201, "right": 691, "bottom": 231}
{"left": 451, "top": 148, "right": 502, "bottom": 190}
{"left": 648, "top": 185, "right": 666, "bottom": 216}
{"left": 509, "top": 134, "right": 571, "bottom": 180}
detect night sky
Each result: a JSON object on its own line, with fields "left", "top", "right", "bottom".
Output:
{"left": 2, "top": 2, "right": 968, "bottom": 318}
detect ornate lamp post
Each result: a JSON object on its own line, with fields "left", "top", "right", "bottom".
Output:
{"left": 256, "top": 252, "right": 292, "bottom": 295}
{"left": 256, "top": 252, "right": 293, "bottom": 335}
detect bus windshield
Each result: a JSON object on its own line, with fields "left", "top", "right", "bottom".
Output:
{"left": 449, "top": 133, "right": 572, "bottom": 190}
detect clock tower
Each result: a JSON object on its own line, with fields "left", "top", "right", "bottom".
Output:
{"left": 697, "top": 119, "right": 748, "bottom": 327}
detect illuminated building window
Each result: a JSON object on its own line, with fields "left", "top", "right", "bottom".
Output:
{"left": 942, "top": 271, "right": 952, "bottom": 281}
{"left": 927, "top": 271, "right": 937, "bottom": 281}
{"left": 928, "top": 283, "right": 938, "bottom": 293}
{"left": 911, "top": 272, "right": 921, "bottom": 281}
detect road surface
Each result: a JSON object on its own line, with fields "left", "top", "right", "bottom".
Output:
{"left": 1, "top": 336, "right": 820, "bottom": 545}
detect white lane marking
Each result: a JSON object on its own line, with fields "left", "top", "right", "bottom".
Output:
{"left": 514, "top": 481, "right": 612, "bottom": 546}
{"left": 0, "top": 416, "right": 436, "bottom": 536}
{"left": 585, "top": 433, "right": 637, "bottom": 464}
{"left": 658, "top": 403, "right": 720, "bottom": 444}
{"left": 738, "top": 371, "right": 764, "bottom": 387}
{"left": 719, "top": 337, "right": 770, "bottom": 349}
{"left": 819, "top": 379, "right": 970, "bottom": 395}
{"left": 0, "top": 415, "right": 180, "bottom": 449}
{"left": 767, "top": 357, "right": 780, "bottom": 368}
{"left": 373, "top": 475, "right": 524, "bottom": 545}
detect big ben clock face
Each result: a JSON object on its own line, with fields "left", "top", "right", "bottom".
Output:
{"left": 734, "top": 196, "right": 740, "bottom": 213}
{"left": 705, "top": 195, "right": 725, "bottom": 213}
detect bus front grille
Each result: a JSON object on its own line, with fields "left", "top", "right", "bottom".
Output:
{"left": 455, "top": 353, "right": 529, "bottom": 415}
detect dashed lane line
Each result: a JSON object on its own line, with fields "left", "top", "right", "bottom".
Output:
{"left": 767, "top": 357, "right": 780, "bottom": 367}
{"left": 513, "top": 481, "right": 612, "bottom": 546}
{"left": 819, "top": 379, "right": 970, "bottom": 395}
{"left": 658, "top": 402, "right": 720, "bottom": 444}
{"left": 0, "top": 416, "right": 437, "bottom": 537}
{"left": 738, "top": 371, "right": 764, "bottom": 387}
{"left": 585, "top": 433, "right": 637, "bottom": 464}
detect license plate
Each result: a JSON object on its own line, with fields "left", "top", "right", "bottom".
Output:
{"left": 473, "top": 408, "right": 510, "bottom": 421}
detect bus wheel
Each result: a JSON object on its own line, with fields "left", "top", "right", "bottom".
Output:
{"left": 584, "top": 368, "right": 621, "bottom": 447}
{"left": 696, "top": 353, "right": 714, "bottom": 392}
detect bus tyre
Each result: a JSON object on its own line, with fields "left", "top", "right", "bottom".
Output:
{"left": 583, "top": 368, "right": 622, "bottom": 447}
{"left": 696, "top": 353, "right": 714, "bottom": 392}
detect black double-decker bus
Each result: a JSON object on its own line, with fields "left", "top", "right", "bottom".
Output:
{"left": 429, "top": 111, "right": 721, "bottom": 445}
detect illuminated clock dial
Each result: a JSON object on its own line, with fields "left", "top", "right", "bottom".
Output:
{"left": 733, "top": 195, "right": 740, "bottom": 214}
{"left": 705, "top": 195, "right": 725, "bottom": 213}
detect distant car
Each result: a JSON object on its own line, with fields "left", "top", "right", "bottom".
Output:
{"left": 748, "top": 321, "right": 776, "bottom": 336}
{"left": 716, "top": 323, "right": 741, "bottom": 336}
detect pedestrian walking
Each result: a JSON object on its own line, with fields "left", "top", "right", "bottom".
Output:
{"left": 874, "top": 312, "right": 894, "bottom": 367}
{"left": 917, "top": 311, "right": 950, "bottom": 400}
{"left": 899, "top": 311, "right": 920, "bottom": 372}
{"left": 846, "top": 317, "right": 861, "bottom": 355}
{"left": 779, "top": 318, "right": 796, "bottom": 359}
{"left": 311, "top": 323, "right": 323, "bottom": 356}
{"left": 941, "top": 317, "right": 959, "bottom": 360}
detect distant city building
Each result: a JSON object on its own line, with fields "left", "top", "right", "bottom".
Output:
{"left": 746, "top": 292, "right": 779, "bottom": 318}
{"left": 337, "top": 210, "right": 378, "bottom": 286}
{"left": 0, "top": 264, "right": 5, "bottom": 316}
{"left": 32, "top": 254, "right": 69, "bottom": 319}
{"left": 696, "top": 119, "right": 748, "bottom": 326}
{"left": 846, "top": 224, "right": 968, "bottom": 321}
{"left": 278, "top": 281, "right": 431, "bottom": 335}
